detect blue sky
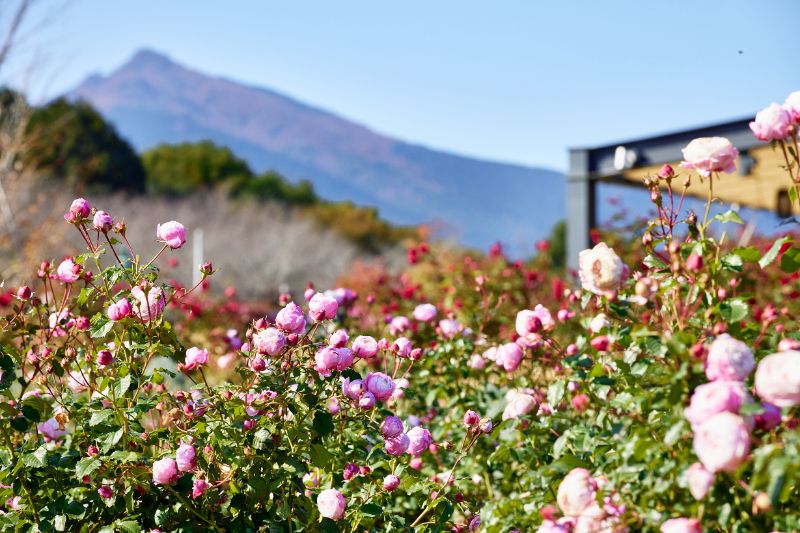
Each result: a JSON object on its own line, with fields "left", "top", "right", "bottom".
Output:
{"left": 6, "top": 0, "right": 800, "bottom": 171}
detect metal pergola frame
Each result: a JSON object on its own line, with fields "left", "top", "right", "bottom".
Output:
{"left": 566, "top": 117, "right": 762, "bottom": 272}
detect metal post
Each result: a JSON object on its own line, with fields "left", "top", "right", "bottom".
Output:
{"left": 566, "top": 148, "right": 595, "bottom": 274}
{"left": 192, "top": 228, "right": 204, "bottom": 286}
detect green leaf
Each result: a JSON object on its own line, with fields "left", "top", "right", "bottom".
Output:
{"left": 90, "top": 409, "right": 114, "bottom": 427}
{"left": 719, "top": 298, "right": 748, "bottom": 323}
{"left": 115, "top": 374, "right": 132, "bottom": 398}
{"left": 310, "top": 444, "right": 333, "bottom": 468}
{"left": 780, "top": 247, "right": 800, "bottom": 273}
{"left": 252, "top": 428, "right": 271, "bottom": 450}
{"left": 99, "top": 428, "right": 124, "bottom": 452}
{"left": 734, "top": 246, "right": 761, "bottom": 262}
{"left": 0, "top": 352, "right": 15, "bottom": 391}
{"left": 312, "top": 410, "right": 334, "bottom": 437}
{"left": 547, "top": 380, "right": 566, "bottom": 407}
{"left": 759, "top": 236, "right": 791, "bottom": 269}
{"left": 75, "top": 457, "right": 101, "bottom": 479}
{"left": 115, "top": 520, "right": 140, "bottom": 533}
{"left": 643, "top": 254, "right": 667, "bottom": 270}
{"left": 721, "top": 253, "right": 744, "bottom": 272}
{"left": 23, "top": 446, "right": 48, "bottom": 468}
{"left": 713, "top": 209, "right": 744, "bottom": 224}
{"left": 360, "top": 503, "right": 382, "bottom": 517}
{"left": 90, "top": 314, "right": 114, "bottom": 339}
{"left": 21, "top": 404, "right": 41, "bottom": 422}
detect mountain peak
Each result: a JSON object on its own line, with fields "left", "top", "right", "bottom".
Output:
{"left": 69, "top": 51, "right": 563, "bottom": 253}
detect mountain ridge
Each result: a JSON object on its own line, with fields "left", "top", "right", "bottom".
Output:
{"left": 69, "top": 48, "right": 565, "bottom": 253}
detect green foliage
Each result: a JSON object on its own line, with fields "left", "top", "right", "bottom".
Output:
{"left": 25, "top": 97, "right": 146, "bottom": 192}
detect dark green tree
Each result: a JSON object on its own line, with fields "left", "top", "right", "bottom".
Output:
{"left": 25, "top": 98, "right": 146, "bottom": 192}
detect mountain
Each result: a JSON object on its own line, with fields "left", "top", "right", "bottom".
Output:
{"left": 70, "top": 49, "right": 564, "bottom": 253}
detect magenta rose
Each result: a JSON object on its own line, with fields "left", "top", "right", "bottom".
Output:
{"left": 275, "top": 302, "right": 306, "bottom": 334}
{"left": 156, "top": 220, "right": 186, "bottom": 249}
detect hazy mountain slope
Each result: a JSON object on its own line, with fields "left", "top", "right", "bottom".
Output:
{"left": 71, "top": 49, "right": 564, "bottom": 252}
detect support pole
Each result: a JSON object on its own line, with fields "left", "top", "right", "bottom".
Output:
{"left": 566, "top": 148, "right": 595, "bottom": 275}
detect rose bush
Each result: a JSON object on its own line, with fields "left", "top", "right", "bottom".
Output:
{"left": 1, "top": 92, "right": 800, "bottom": 531}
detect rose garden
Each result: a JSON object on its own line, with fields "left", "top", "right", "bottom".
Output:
{"left": 1, "top": 93, "right": 800, "bottom": 532}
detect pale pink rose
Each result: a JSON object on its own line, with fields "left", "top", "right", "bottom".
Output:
{"left": 176, "top": 443, "right": 197, "bottom": 472}
{"left": 107, "top": 299, "right": 131, "bottom": 321}
{"left": 557, "top": 468, "right": 596, "bottom": 517}
{"left": 686, "top": 462, "right": 714, "bottom": 500}
{"left": 750, "top": 103, "right": 793, "bottom": 141}
{"left": 56, "top": 258, "right": 82, "bottom": 283}
{"left": 392, "top": 337, "right": 413, "bottom": 358}
{"left": 352, "top": 335, "right": 378, "bottom": 358}
{"left": 392, "top": 377, "right": 409, "bottom": 399}
{"left": 413, "top": 303, "right": 438, "bottom": 322}
{"left": 156, "top": 221, "right": 186, "bottom": 249}
{"left": 537, "top": 521, "right": 571, "bottom": 533}
{"left": 693, "top": 412, "right": 750, "bottom": 473}
{"left": 406, "top": 426, "right": 433, "bottom": 456}
{"left": 705, "top": 334, "right": 755, "bottom": 382}
{"left": 497, "top": 342, "right": 524, "bottom": 372}
{"left": 385, "top": 432, "right": 410, "bottom": 455}
{"left": 67, "top": 370, "right": 89, "bottom": 393}
{"left": 308, "top": 292, "right": 338, "bottom": 321}
{"left": 314, "top": 347, "right": 353, "bottom": 376}
{"left": 468, "top": 353, "right": 486, "bottom": 370}
{"left": 252, "top": 327, "right": 286, "bottom": 356}
{"left": 317, "top": 488, "right": 346, "bottom": 520}
{"left": 152, "top": 457, "right": 179, "bottom": 485}
{"left": 365, "top": 372, "right": 395, "bottom": 402}
{"left": 131, "top": 286, "right": 166, "bottom": 322}
{"left": 92, "top": 211, "right": 113, "bottom": 232}
{"left": 502, "top": 392, "right": 537, "bottom": 420}
{"left": 389, "top": 316, "right": 410, "bottom": 335}
{"left": 660, "top": 518, "right": 702, "bottom": 533}
{"left": 785, "top": 90, "right": 800, "bottom": 123}
{"left": 680, "top": 136, "right": 738, "bottom": 177}
{"left": 37, "top": 418, "right": 66, "bottom": 442}
{"left": 383, "top": 474, "right": 401, "bottom": 491}
{"left": 755, "top": 350, "right": 800, "bottom": 407}
{"left": 579, "top": 243, "right": 627, "bottom": 297}
{"left": 329, "top": 329, "right": 349, "bottom": 348}
{"left": 439, "top": 319, "right": 461, "bottom": 339}
{"left": 684, "top": 380, "right": 749, "bottom": 429}
{"left": 275, "top": 302, "right": 306, "bottom": 334}
{"left": 184, "top": 347, "right": 209, "bottom": 371}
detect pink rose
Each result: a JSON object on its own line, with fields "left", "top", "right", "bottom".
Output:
{"left": 497, "top": 342, "right": 523, "bottom": 373}
{"left": 275, "top": 302, "right": 306, "bottom": 334}
{"left": 37, "top": 418, "right": 66, "bottom": 442}
{"left": 152, "top": 457, "right": 179, "bottom": 485}
{"left": 407, "top": 426, "right": 433, "bottom": 456}
{"left": 755, "top": 350, "right": 800, "bottom": 407}
{"left": 502, "top": 392, "right": 537, "bottom": 420}
{"left": 755, "top": 402, "right": 782, "bottom": 431}
{"left": 468, "top": 353, "right": 486, "bottom": 369}
{"left": 253, "top": 327, "right": 286, "bottom": 356}
{"left": 314, "top": 347, "right": 353, "bottom": 376}
{"left": 557, "top": 468, "right": 596, "bottom": 517}
{"left": 413, "top": 303, "right": 438, "bottom": 322}
{"left": 352, "top": 335, "right": 378, "bottom": 358}
{"left": 365, "top": 372, "right": 395, "bottom": 402}
{"left": 392, "top": 337, "right": 413, "bottom": 358}
{"left": 705, "top": 334, "right": 755, "bottom": 382}
{"left": 685, "top": 462, "right": 714, "bottom": 500}
{"left": 684, "top": 380, "right": 749, "bottom": 429}
{"left": 785, "top": 90, "right": 800, "bottom": 123}
{"left": 381, "top": 416, "right": 404, "bottom": 438}
{"left": 56, "top": 258, "right": 82, "bottom": 283}
{"left": 308, "top": 292, "right": 338, "bottom": 321}
{"left": 358, "top": 392, "right": 376, "bottom": 410}
{"left": 536, "top": 521, "right": 571, "bottom": 533}
{"left": 389, "top": 316, "right": 411, "bottom": 335}
{"left": 156, "top": 221, "right": 186, "bottom": 249}
{"left": 92, "top": 210, "right": 113, "bottom": 232}
{"left": 385, "top": 432, "right": 410, "bottom": 455}
{"left": 184, "top": 347, "right": 209, "bottom": 371}
{"left": 660, "top": 518, "right": 702, "bottom": 533}
{"left": 693, "top": 412, "right": 750, "bottom": 473}
{"left": 579, "top": 243, "right": 627, "bottom": 297}
{"left": 383, "top": 474, "right": 401, "bottom": 491}
{"left": 341, "top": 378, "right": 365, "bottom": 400}
{"left": 317, "top": 489, "right": 346, "bottom": 520}
{"left": 438, "top": 319, "right": 461, "bottom": 339}
{"left": 329, "top": 329, "right": 349, "bottom": 348}
{"left": 131, "top": 286, "right": 166, "bottom": 322}
{"left": 65, "top": 197, "right": 91, "bottom": 222}
{"left": 107, "top": 299, "right": 131, "bottom": 321}
{"left": 176, "top": 443, "right": 197, "bottom": 472}
{"left": 750, "top": 103, "right": 793, "bottom": 141}
{"left": 680, "top": 136, "right": 738, "bottom": 177}
{"left": 192, "top": 478, "right": 209, "bottom": 499}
